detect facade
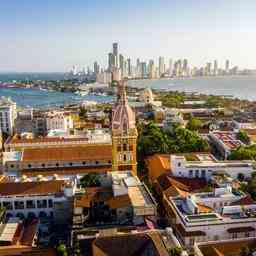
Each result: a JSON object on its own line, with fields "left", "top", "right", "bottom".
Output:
{"left": 0, "top": 180, "right": 74, "bottom": 222}
{"left": 112, "top": 82, "right": 137, "bottom": 175}
{"left": 46, "top": 111, "right": 73, "bottom": 132}
{"left": 170, "top": 154, "right": 254, "bottom": 181}
{"left": 0, "top": 97, "right": 17, "bottom": 135}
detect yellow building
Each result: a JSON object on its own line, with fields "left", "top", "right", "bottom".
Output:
{"left": 111, "top": 81, "right": 138, "bottom": 176}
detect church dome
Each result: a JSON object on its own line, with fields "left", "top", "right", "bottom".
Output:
{"left": 112, "top": 82, "right": 136, "bottom": 131}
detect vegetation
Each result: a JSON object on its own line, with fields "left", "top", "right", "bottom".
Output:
{"left": 228, "top": 145, "right": 256, "bottom": 160}
{"left": 158, "top": 92, "right": 185, "bottom": 108}
{"left": 186, "top": 115, "right": 202, "bottom": 131}
{"left": 57, "top": 243, "right": 68, "bottom": 256}
{"left": 137, "top": 122, "right": 209, "bottom": 164}
{"left": 80, "top": 173, "right": 101, "bottom": 188}
{"left": 169, "top": 246, "right": 183, "bottom": 256}
{"left": 237, "top": 129, "right": 250, "bottom": 144}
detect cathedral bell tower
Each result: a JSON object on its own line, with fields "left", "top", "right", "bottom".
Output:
{"left": 111, "top": 81, "right": 138, "bottom": 175}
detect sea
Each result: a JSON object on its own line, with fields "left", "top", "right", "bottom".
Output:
{"left": 0, "top": 73, "right": 256, "bottom": 108}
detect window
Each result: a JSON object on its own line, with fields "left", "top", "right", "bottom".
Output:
{"left": 95, "top": 161, "right": 99, "bottom": 165}
{"left": 69, "top": 162, "right": 73, "bottom": 166}
{"left": 189, "top": 170, "right": 193, "bottom": 177}
{"left": 195, "top": 170, "right": 199, "bottom": 177}
{"left": 178, "top": 162, "right": 181, "bottom": 167}
{"left": 3, "top": 201, "right": 13, "bottom": 210}
{"left": 10, "top": 164, "right": 14, "bottom": 168}
{"left": 26, "top": 200, "right": 35, "bottom": 209}
{"left": 48, "top": 199, "right": 53, "bottom": 208}
{"left": 28, "top": 164, "right": 32, "bottom": 168}
{"left": 37, "top": 200, "right": 47, "bottom": 208}
{"left": 41, "top": 163, "right": 45, "bottom": 167}
{"left": 231, "top": 233, "right": 237, "bottom": 239}
{"left": 14, "top": 201, "right": 24, "bottom": 210}
{"left": 82, "top": 161, "right": 86, "bottom": 165}
{"left": 123, "top": 144, "right": 127, "bottom": 151}
{"left": 189, "top": 238, "right": 195, "bottom": 246}
{"left": 123, "top": 154, "right": 127, "bottom": 161}
{"left": 201, "top": 170, "right": 206, "bottom": 178}
{"left": 56, "top": 163, "right": 59, "bottom": 167}
{"left": 108, "top": 160, "right": 111, "bottom": 164}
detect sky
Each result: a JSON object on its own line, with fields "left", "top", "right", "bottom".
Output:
{"left": 0, "top": 0, "right": 256, "bottom": 72}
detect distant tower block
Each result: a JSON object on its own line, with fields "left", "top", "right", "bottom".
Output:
{"left": 111, "top": 81, "right": 138, "bottom": 175}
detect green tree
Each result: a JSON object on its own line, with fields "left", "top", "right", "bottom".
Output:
{"left": 186, "top": 115, "right": 202, "bottom": 131}
{"left": 169, "top": 246, "right": 183, "bottom": 256}
{"left": 57, "top": 243, "right": 68, "bottom": 256}
{"left": 228, "top": 145, "right": 256, "bottom": 160}
{"left": 237, "top": 129, "right": 250, "bottom": 144}
{"left": 80, "top": 173, "right": 100, "bottom": 188}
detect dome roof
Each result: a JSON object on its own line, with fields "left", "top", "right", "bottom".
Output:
{"left": 112, "top": 82, "right": 136, "bottom": 132}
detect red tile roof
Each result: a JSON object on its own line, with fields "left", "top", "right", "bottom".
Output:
{"left": 0, "top": 180, "right": 65, "bottom": 196}
{"left": 22, "top": 145, "right": 112, "bottom": 162}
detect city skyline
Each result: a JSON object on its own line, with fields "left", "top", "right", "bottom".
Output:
{"left": 1, "top": 0, "right": 256, "bottom": 72}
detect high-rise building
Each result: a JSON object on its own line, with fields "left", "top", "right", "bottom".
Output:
{"left": 108, "top": 53, "right": 115, "bottom": 70}
{"left": 119, "top": 54, "right": 124, "bottom": 77}
{"left": 148, "top": 60, "right": 155, "bottom": 79}
{"left": 182, "top": 59, "right": 188, "bottom": 76}
{"left": 214, "top": 60, "right": 218, "bottom": 76}
{"left": 225, "top": 60, "right": 230, "bottom": 74}
{"left": 141, "top": 62, "right": 147, "bottom": 78}
{"left": 113, "top": 42, "right": 118, "bottom": 67}
{"left": 168, "top": 59, "right": 173, "bottom": 77}
{"left": 127, "top": 58, "right": 132, "bottom": 77}
{"left": 93, "top": 61, "right": 100, "bottom": 74}
{"left": 158, "top": 57, "right": 165, "bottom": 77}
{"left": 112, "top": 81, "right": 138, "bottom": 176}
{"left": 206, "top": 62, "right": 212, "bottom": 76}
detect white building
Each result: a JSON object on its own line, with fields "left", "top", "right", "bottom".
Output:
{"left": 170, "top": 153, "right": 254, "bottom": 181}
{"left": 0, "top": 97, "right": 17, "bottom": 135}
{"left": 166, "top": 189, "right": 256, "bottom": 253}
{"left": 0, "top": 179, "right": 74, "bottom": 222}
{"left": 46, "top": 111, "right": 73, "bottom": 132}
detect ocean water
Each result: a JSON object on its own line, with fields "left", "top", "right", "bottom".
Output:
{"left": 1, "top": 74, "right": 256, "bottom": 107}
{"left": 0, "top": 87, "right": 112, "bottom": 108}
{"left": 128, "top": 76, "right": 256, "bottom": 101}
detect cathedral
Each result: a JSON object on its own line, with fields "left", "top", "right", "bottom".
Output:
{"left": 111, "top": 81, "right": 138, "bottom": 176}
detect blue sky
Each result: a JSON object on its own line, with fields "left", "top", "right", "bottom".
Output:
{"left": 0, "top": 0, "right": 256, "bottom": 72}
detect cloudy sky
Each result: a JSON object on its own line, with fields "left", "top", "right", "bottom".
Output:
{"left": 0, "top": 0, "right": 255, "bottom": 72}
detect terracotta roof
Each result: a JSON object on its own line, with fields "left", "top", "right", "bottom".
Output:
{"left": 22, "top": 145, "right": 112, "bottom": 162}
{"left": 7, "top": 135, "right": 89, "bottom": 144}
{"left": 93, "top": 231, "right": 169, "bottom": 256}
{"left": 21, "top": 166, "right": 112, "bottom": 177}
{"left": 146, "top": 154, "right": 170, "bottom": 182}
{"left": 0, "top": 180, "right": 65, "bottom": 196}
{"left": 175, "top": 224, "right": 206, "bottom": 237}
{"left": 227, "top": 226, "right": 255, "bottom": 233}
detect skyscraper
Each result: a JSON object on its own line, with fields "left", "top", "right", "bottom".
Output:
{"left": 119, "top": 54, "right": 124, "bottom": 77}
{"left": 168, "top": 59, "right": 173, "bottom": 77}
{"left": 93, "top": 61, "right": 100, "bottom": 74}
{"left": 127, "top": 58, "right": 132, "bottom": 77}
{"left": 141, "top": 62, "right": 147, "bottom": 78}
{"left": 108, "top": 53, "right": 115, "bottom": 70}
{"left": 159, "top": 57, "right": 165, "bottom": 77}
{"left": 148, "top": 59, "right": 155, "bottom": 79}
{"left": 214, "top": 60, "right": 218, "bottom": 76}
{"left": 225, "top": 60, "right": 230, "bottom": 74}
{"left": 113, "top": 42, "right": 118, "bottom": 68}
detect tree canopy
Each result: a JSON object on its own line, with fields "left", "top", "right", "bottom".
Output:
{"left": 186, "top": 115, "right": 202, "bottom": 131}
{"left": 228, "top": 145, "right": 256, "bottom": 161}
{"left": 137, "top": 122, "right": 209, "bottom": 160}
{"left": 237, "top": 129, "right": 250, "bottom": 144}
{"left": 80, "top": 173, "right": 100, "bottom": 188}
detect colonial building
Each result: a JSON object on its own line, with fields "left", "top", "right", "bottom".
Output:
{"left": 112, "top": 82, "right": 138, "bottom": 175}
